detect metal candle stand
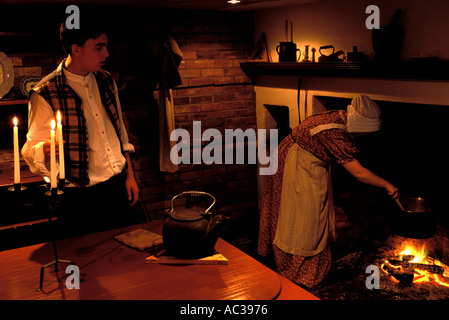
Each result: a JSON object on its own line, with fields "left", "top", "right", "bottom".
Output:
{"left": 8, "top": 183, "right": 26, "bottom": 193}
{"left": 36, "top": 183, "right": 75, "bottom": 292}
{"left": 8, "top": 183, "right": 28, "bottom": 211}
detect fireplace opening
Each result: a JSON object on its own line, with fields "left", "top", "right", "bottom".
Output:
{"left": 260, "top": 96, "right": 449, "bottom": 240}
{"left": 263, "top": 104, "right": 291, "bottom": 142}
{"left": 299, "top": 95, "right": 449, "bottom": 300}
{"left": 254, "top": 82, "right": 449, "bottom": 299}
{"left": 320, "top": 97, "right": 449, "bottom": 223}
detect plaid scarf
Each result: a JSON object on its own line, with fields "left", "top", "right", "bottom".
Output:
{"left": 32, "top": 60, "right": 122, "bottom": 187}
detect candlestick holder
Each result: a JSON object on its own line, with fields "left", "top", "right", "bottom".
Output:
{"left": 58, "top": 178, "right": 69, "bottom": 190}
{"left": 44, "top": 187, "right": 63, "bottom": 198}
{"left": 8, "top": 183, "right": 33, "bottom": 209}
{"left": 8, "top": 183, "right": 26, "bottom": 192}
{"left": 36, "top": 187, "right": 75, "bottom": 292}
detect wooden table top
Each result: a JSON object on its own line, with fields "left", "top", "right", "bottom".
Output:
{"left": 0, "top": 166, "right": 43, "bottom": 188}
{"left": 0, "top": 221, "right": 318, "bottom": 300}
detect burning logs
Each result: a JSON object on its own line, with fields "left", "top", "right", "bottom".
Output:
{"left": 381, "top": 261, "right": 414, "bottom": 286}
{"left": 381, "top": 256, "right": 445, "bottom": 286}
{"left": 379, "top": 236, "right": 449, "bottom": 291}
{"left": 386, "top": 258, "right": 445, "bottom": 275}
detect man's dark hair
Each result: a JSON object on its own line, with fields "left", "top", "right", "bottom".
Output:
{"left": 59, "top": 12, "right": 107, "bottom": 54}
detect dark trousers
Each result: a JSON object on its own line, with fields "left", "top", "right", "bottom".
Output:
{"left": 55, "top": 171, "right": 139, "bottom": 238}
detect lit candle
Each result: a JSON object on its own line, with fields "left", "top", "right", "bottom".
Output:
{"left": 56, "top": 110, "right": 65, "bottom": 180}
{"left": 50, "top": 119, "right": 57, "bottom": 189}
{"left": 13, "top": 117, "right": 20, "bottom": 185}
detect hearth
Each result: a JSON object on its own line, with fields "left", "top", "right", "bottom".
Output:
{"left": 306, "top": 233, "right": 449, "bottom": 300}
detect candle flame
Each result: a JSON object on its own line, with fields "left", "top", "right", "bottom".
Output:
{"left": 56, "top": 110, "right": 62, "bottom": 124}
{"left": 13, "top": 117, "right": 18, "bottom": 126}
{"left": 51, "top": 119, "right": 56, "bottom": 130}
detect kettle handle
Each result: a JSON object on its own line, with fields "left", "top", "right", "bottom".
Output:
{"left": 169, "top": 191, "right": 216, "bottom": 214}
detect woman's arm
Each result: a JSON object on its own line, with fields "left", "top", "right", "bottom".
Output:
{"left": 342, "top": 159, "right": 399, "bottom": 198}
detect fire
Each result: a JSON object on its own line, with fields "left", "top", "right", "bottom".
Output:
{"left": 384, "top": 241, "right": 449, "bottom": 288}
{"left": 399, "top": 244, "right": 427, "bottom": 263}
{"left": 56, "top": 110, "right": 62, "bottom": 124}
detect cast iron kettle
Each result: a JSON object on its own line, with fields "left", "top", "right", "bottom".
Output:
{"left": 162, "top": 191, "right": 228, "bottom": 259}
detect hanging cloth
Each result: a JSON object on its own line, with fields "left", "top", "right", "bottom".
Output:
{"left": 157, "top": 34, "right": 183, "bottom": 172}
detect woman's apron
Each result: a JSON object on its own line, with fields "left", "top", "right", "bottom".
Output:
{"left": 273, "top": 123, "right": 346, "bottom": 257}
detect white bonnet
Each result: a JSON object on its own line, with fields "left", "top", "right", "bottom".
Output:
{"left": 346, "top": 95, "right": 381, "bottom": 133}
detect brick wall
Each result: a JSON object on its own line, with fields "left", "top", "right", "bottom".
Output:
{"left": 2, "top": 6, "right": 259, "bottom": 240}
{"left": 126, "top": 11, "right": 259, "bottom": 233}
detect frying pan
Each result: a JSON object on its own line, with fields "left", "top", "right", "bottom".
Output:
{"left": 392, "top": 196, "right": 436, "bottom": 239}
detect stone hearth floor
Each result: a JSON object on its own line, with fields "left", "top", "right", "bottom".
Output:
{"left": 280, "top": 240, "right": 449, "bottom": 300}
{"left": 229, "top": 235, "right": 449, "bottom": 300}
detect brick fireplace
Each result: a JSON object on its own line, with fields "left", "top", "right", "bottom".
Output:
{"left": 251, "top": 71, "right": 449, "bottom": 265}
{"left": 244, "top": 67, "right": 449, "bottom": 298}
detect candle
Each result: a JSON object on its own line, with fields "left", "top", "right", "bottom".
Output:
{"left": 13, "top": 117, "right": 20, "bottom": 185}
{"left": 50, "top": 119, "right": 57, "bottom": 189}
{"left": 291, "top": 22, "right": 293, "bottom": 42}
{"left": 56, "top": 110, "right": 65, "bottom": 180}
{"left": 285, "top": 20, "right": 288, "bottom": 42}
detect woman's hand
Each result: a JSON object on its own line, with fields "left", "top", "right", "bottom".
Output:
{"left": 385, "top": 183, "right": 399, "bottom": 199}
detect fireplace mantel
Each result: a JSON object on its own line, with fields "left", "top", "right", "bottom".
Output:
{"left": 241, "top": 61, "right": 449, "bottom": 82}
{"left": 248, "top": 61, "right": 449, "bottom": 133}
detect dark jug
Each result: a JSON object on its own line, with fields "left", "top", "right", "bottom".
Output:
{"left": 276, "top": 42, "right": 301, "bottom": 62}
{"left": 372, "top": 9, "right": 404, "bottom": 63}
{"left": 162, "top": 191, "right": 228, "bottom": 259}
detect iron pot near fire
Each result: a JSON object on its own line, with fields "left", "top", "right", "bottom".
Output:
{"left": 392, "top": 196, "right": 436, "bottom": 239}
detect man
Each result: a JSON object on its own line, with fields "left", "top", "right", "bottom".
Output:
{"left": 22, "top": 18, "right": 140, "bottom": 236}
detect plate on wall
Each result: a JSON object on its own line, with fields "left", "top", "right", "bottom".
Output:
{"left": 0, "top": 51, "right": 14, "bottom": 99}
{"left": 20, "top": 76, "right": 42, "bottom": 98}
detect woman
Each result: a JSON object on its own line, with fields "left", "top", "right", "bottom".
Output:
{"left": 258, "top": 95, "right": 398, "bottom": 288}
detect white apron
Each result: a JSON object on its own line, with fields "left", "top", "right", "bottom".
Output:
{"left": 273, "top": 123, "right": 345, "bottom": 257}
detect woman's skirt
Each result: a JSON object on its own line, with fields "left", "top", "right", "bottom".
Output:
{"left": 258, "top": 134, "right": 332, "bottom": 288}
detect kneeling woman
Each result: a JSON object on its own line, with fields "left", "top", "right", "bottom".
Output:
{"left": 258, "top": 95, "right": 398, "bottom": 288}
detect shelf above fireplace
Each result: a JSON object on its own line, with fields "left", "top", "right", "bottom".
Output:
{"left": 240, "top": 61, "right": 449, "bottom": 82}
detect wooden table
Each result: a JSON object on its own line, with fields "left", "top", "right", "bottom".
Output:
{"left": 0, "top": 166, "right": 43, "bottom": 188}
{"left": 0, "top": 221, "right": 318, "bottom": 300}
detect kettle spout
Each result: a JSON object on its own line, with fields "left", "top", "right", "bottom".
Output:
{"left": 205, "top": 214, "right": 228, "bottom": 239}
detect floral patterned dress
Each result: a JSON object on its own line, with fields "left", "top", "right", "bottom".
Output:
{"left": 258, "top": 110, "right": 359, "bottom": 288}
